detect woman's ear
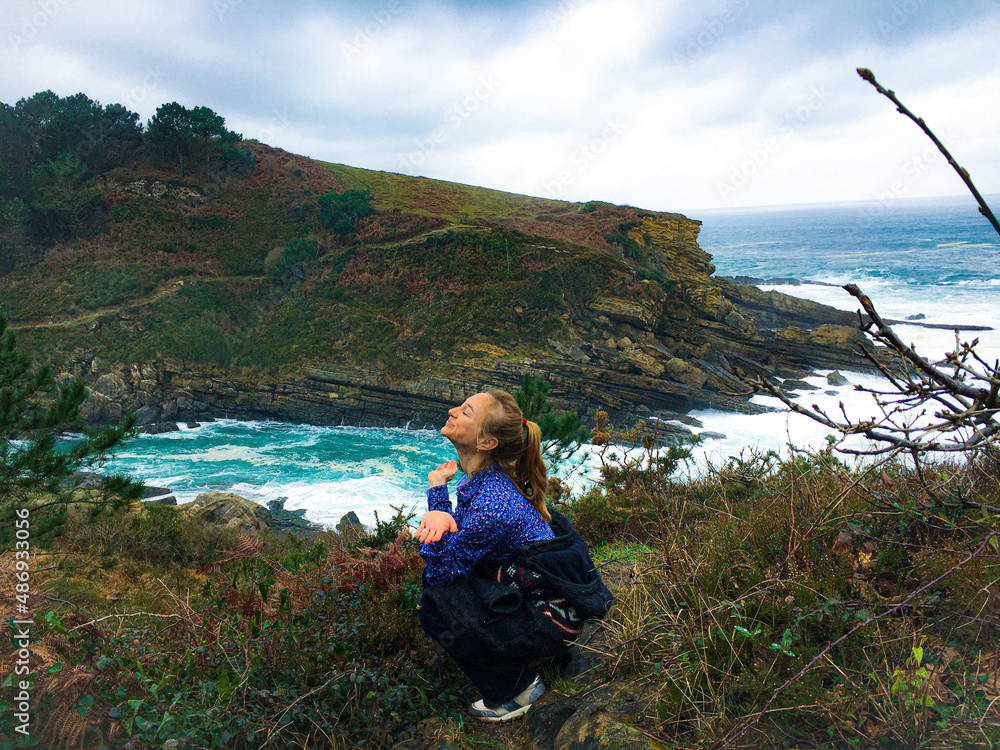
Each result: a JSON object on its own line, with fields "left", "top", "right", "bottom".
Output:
{"left": 477, "top": 435, "right": 498, "bottom": 452}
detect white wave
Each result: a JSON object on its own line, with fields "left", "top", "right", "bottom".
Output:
{"left": 222, "top": 476, "right": 426, "bottom": 529}
{"left": 757, "top": 282, "right": 1000, "bottom": 358}
{"left": 147, "top": 474, "right": 190, "bottom": 486}
{"left": 168, "top": 445, "right": 283, "bottom": 466}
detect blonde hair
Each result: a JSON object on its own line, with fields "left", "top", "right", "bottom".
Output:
{"left": 479, "top": 389, "right": 551, "bottom": 522}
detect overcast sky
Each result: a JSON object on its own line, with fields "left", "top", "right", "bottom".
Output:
{"left": 2, "top": 0, "right": 998, "bottom": 212}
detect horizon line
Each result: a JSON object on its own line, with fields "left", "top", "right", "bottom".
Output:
{"left": 680, "top": 192, "right": 1000, "bottom": 216}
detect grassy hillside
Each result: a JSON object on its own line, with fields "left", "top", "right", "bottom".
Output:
{"left": 4, "top": 143, "right": 694, "bottom": 376}
{"left": 1, "top": 134, "right": 872, "bottom": 432}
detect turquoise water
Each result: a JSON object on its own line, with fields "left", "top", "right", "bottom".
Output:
{"left": 104, "top": 421, "right": 456, "bottom": 528}
{"left": 103, "top": 194, "right": 1000, "bottom": 526}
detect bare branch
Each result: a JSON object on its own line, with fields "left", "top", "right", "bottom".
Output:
{"left": 857, "top": 68, "right": 1000, "bottom": 237}
{"left": 844, "top": 284, "right": 989, "bottom": 404}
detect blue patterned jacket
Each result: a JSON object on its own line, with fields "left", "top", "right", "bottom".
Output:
{"left": 419, "top": 464, "right": 554, "bottom": 586}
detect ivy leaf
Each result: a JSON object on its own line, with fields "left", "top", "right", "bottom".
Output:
{"left": 77, "top": 694, "right": 95, "bottom": 717}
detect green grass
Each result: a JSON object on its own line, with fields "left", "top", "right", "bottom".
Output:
{"left": 23, "top": 442, "right": 1000, "bottom": 749}
{"left": 317, "top": 161, "right": 574, "bottom": 222}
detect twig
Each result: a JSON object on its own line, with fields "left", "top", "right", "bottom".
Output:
{"left": 69, "top": 611, "right": 187, "bottom": 630}
{"left": 41, "top": 594, "right": 94, "bottom": 617}
{"left": 261, "top": 673, "right": 341, "bottom": 747}
{"left": 608, "top": 622, "right": 671, "bottom": 650}
{"left": 714, "top": 531, "right": 998, "bottom": 749}
{"left": 852, "top": 530, "right": 1000, "bottom": 559}
{"left": 857, "top": 68, "right": 1000, "bottom": 237}
{"left": 949, "top": 716, "right": 1000, "bottom": 730}
{"left": 786, "top": 454, "right": 896, "bottom": 561}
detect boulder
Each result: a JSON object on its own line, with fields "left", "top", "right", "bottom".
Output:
{"left": 781, "top": 379, "right": 818, "bottom": 392}
{"left": 59, "top": 471, "right": 106, "bottom": 490}
{"left": 640, "top": 337, "right": 673, "bottom": 357}
{"left": 620, "top": 348, "right": 664, "bottom": 378}
{"left": 590, "top": 296, "right": 658, "bottom": 331}
{"left": 527, "top": 685, "right": 656, "bottom": 750}
{"left": 723, "top": 309, "right": 755, "bottom": 334}
{"left": 181, "top": 491, "right": 272, "bottom": 533}
{"left": 548, "top": 339, "right": 591, "bottom": 364}
{"left": 141, "top": 484, "right": 175, "bottom": 503}
{"left": 528, "top": 695, "right": 587, "bottom": 750}
{"left": 134, "top": 406, "right": 160, "bottom": 425}
{"left": 827, "top": 370, "right": 850, "bottom": 387}
{"left": 79, "top": 392, "right": 122, "bottom": 423}
{"left": 590, "top": 343, "right": 618, "bottom": 360}
{"left": 147, "top": 494, "right": 177, "bottom": 506}
{"left": 554, "top": 706, "right": 656, "bottom": 750}
{"left": 775, "top": 326, "right": 809, "bottom": 342}
{"left": 687, "top": 285, "right": 732, "bottom": 322}
{"left": 809, "top": 324, "right": 866, "bottom": 350}
{"left": 336, "top": 511, "right": 365, "bottom": 541}
{"left": 266, "top": 497, "right": 323, "bottom": 537}
{"left": 92, "top": 372, "right": 128, "bottom": 398}
{"left": 663, "top": 358, "right": 708, "bottom": 389}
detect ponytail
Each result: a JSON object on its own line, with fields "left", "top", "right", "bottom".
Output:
{"left": 481, "top": 389, "right": 551, "bottom": 522}
{"left": 517, "top": 419, "right": 551, "bottom": 522}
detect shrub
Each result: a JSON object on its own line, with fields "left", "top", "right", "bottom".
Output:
{"left": 318, "top": 188, "right": 374, "bottom": 236}
{"left": 265, "top": 236, "right": 321, "bottom": 288}
{"left": 565, "top": 436, "right": 1000, "bottom": 747}
{"left": 59, "top": 502, "right": 242, "bottom": 568}
{"left": 8, "top": 527, "right": 469, "bottom": 749}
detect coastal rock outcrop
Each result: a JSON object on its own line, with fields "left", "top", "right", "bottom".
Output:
{"left": 176, "top": 491, "right": 338, "bottom": 538}
{"left": 182, "top": 492, "right": 273, "bottom": 534}
{"left": 24, "top": 154, "right": 885, "bottom": 430}
{"left": 526, "top": 684, "right": 658, "bottom": 750}
{"left": 66, "top": 282, "right": 875, "bottom": 432}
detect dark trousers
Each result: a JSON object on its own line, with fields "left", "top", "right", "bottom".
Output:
{"left": 418, "top": 599, "right": 553, "bottom": 707}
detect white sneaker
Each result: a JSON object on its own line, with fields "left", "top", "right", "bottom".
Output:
{"left": 468, "top": 674, "right": 545, "bottom": 722}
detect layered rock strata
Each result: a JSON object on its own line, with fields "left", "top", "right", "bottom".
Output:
{"left": 62, "top": 208, "right": 878, "bottom": 431}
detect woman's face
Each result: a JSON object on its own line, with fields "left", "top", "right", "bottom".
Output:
{"left": 441, "top": 392, "right": 496, "bottom": 450}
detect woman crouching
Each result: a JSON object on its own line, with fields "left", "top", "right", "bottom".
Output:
{"left": 416, "top": 389, "right": 611, "bottom": 722}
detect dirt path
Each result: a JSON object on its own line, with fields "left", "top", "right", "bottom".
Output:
{"left": 10, "top": 275, "right": 263, "bottom": 331}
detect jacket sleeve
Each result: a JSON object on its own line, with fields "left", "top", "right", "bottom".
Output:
{"left": 427, "top": 484, "right": 452, "bottom": 513}
{"left": 420, "top": 502, "right": 506, "bottom": 586}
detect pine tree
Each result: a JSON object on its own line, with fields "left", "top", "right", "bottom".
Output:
{"left": 0, "top": 316, "right": 143, "bottom": 546}
{"left": 514, "top": 373, "right": 588, "bottom": 470}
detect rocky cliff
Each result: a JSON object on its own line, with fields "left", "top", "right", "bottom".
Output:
{"left": 6, "top": 144, "right": 874, "bottom": 431}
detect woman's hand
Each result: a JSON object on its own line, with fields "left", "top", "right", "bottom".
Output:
{"left": 428, "top": 460, "right": 458, "bottom": 487}
{"left": 417, "top": 510, "right": 457, "bottom": 543}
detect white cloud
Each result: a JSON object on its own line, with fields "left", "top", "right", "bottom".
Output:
{"left": 1, "top": 0, "right": 997, "bottom": 210}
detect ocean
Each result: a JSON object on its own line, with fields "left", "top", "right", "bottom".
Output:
{"left": 101, "top": 194, "right": 1000, "bottom": 527}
